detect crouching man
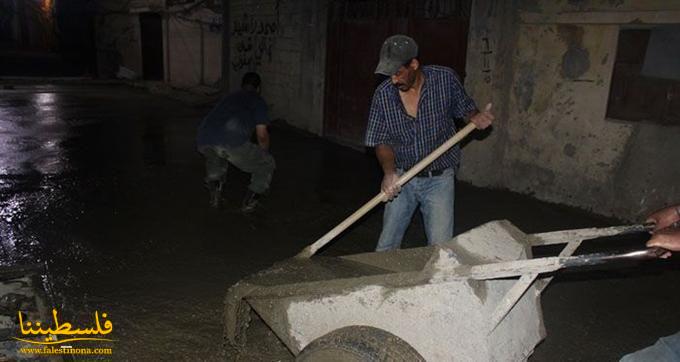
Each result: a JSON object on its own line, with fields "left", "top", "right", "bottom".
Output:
{"left": 196, "top": 72, "right": 275, "bottom": 212}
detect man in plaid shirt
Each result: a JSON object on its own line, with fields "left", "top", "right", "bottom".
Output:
{"left": 365, "top": 34, "right": 494, "bottom": 251}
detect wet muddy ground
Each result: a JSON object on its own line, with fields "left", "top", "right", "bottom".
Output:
{"left": 0, "top": 83, "right": 678, "bottom": 361}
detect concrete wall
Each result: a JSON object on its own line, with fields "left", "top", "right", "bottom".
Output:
{"left": 95, "top": 12, "right": 143, "bottom": 79}
{"left": 95, "top": 1, "right": 223, "bottom": 86}
{"left": 461, "top": 0, "right": 680, "bottom": 220}
{"left": 96, "top": 0, "right": 327, "bottom": 131}
{"left": 166, "top": 8, "right": 223, "bottom": 87}
{"left": 228, "top": 0, "right": 328, "bottom": 135}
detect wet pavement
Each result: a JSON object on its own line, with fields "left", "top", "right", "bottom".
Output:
{"left": 0, "top": 83, "right": 678, "bottom": 361}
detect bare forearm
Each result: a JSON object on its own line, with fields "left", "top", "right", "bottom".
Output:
{"left": 255, "top": 125, "right": 270, "bottom": 151}
{"left": 375, "top": 144, "right": 396, "bottom": 175}
{"left": 257, "top": 135, "right": 270, "bottom": 151}
{"left": 375, "top": 144, "right": 401, "bottom": 200}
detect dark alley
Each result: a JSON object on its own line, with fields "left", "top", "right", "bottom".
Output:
{"left": 1, "top": 0, "right": 680, "bottom": 361}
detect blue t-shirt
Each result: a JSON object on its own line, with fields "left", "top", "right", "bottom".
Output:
{"left": 196, "top": 90, "right": 270, "bottom": 148}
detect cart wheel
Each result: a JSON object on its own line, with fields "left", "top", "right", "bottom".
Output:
{"left": 296, "top": 325, "right": 424, "bottom": 362}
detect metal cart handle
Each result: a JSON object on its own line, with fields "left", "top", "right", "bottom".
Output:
{"left": 562, "top": 246, "right": 669, "bottom": 268}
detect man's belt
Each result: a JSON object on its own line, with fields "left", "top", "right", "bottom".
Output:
{"left": 415, "top": 169, "right": 445, "bottom": 178}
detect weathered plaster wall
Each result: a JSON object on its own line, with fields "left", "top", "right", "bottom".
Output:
{"left": 228, "top": 0, "right": 328, "bottom": 135}
{"left": 95, "top": 1, "right": 223, "bottom": 86}
{"left": 458, "top": 0, "right": 520, "bottom": 189}
{"left": 95, "top": 12, "right": 142, "bottom": 78}
{"left": 461, "top": 0, "right": 680, "bottom": 220}
{"left": 167, "top": 8, "right": 223, "bottom": 87}
{"left": 96, "top": 0, "right": 327, "bottom": 131}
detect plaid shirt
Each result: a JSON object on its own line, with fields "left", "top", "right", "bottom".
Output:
{"left": 365, "top": 65, "right": 477, "bottom": 172}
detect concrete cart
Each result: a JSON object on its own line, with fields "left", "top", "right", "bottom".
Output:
{"left": 224, "top": 220, "right": 658, "bottom": 361}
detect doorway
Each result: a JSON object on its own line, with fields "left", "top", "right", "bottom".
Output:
{"left": 139, "top": 12, "right": 164, "bottom": 81}
{"left": 324, "top": 0, "right": 472, "bottom": 146}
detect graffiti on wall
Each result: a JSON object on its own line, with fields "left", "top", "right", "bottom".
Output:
{"left": 231, "top": 0, "right": 282, "bottom": 71}
{"left": 481, "top": 36, "right": 493, "bottom": 84}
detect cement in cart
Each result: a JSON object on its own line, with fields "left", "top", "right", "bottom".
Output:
{"left": 225, "top": 222, "right": 654, "bottom": 360}
{"left": 0, "top": 83, "right": 678, "bottom": 360}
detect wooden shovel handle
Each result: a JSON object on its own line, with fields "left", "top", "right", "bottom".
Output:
{"left": 296, "top": 122, "right": 478, "bottom": 258}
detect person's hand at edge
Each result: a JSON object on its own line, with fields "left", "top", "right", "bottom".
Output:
{"left": 645, "top": 203, "right": 680, "bottom": 258}
{"left": 646, "top": 204, "right": 680, "bottom": 231}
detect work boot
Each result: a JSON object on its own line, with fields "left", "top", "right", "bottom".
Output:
{"left": 241, "top": 190, "right": 263, "bottom": 213}
{"left": 206, "top": 180, "right": 224, "bottom": 208}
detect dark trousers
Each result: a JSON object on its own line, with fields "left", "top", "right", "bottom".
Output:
{"left": 199, "top": 143, "right": 275, "bottom": 194}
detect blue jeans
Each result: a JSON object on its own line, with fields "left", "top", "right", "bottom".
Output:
{"left": 375, "top": 167, "right": 455, "bottom": 251}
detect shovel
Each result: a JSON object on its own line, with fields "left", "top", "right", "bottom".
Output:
{"left": 296, "top": 121, "right": 480, "bottom": 258}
